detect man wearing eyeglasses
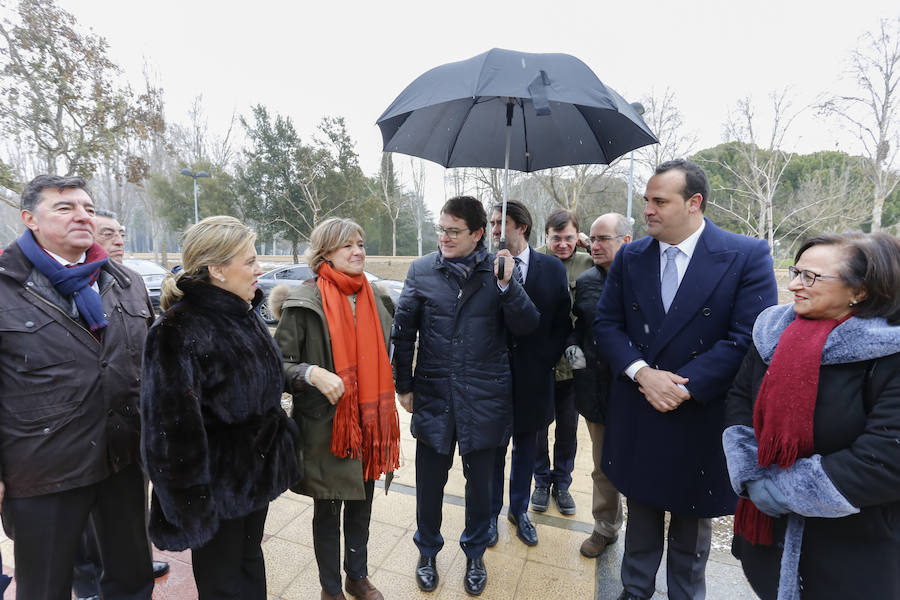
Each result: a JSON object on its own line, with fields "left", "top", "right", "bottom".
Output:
{"left": 530, "top": 209, "right": 594, "bottom": 517}
{"left": 593, "top": 160, "right": 778, "bottom": 600}
{"left": 568, "top": 213, "right": 631, "bottom": 559}
{"left": 392, "top": 196, "right": 539, "bottom": 596}
{"left": 93, "top": 210, "right": 126, "bottom": 263}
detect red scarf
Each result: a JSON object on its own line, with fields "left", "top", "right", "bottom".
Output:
{"left": 317, "top": 262, "right": 399, "bottom": 480}
{"left": 734, "top": 314, "right": 849, "bottom": 545}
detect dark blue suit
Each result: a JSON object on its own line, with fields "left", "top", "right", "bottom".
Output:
{"left": 593, "top": 219, "right": 777, "bottom": 599}
{"left": 492, "top": 247, "right": 571, "bottom": 518}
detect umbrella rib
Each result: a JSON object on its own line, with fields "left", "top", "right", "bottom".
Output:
{"left": 445, "top": 98, "right": 480, "bottom": 167}
{"left": 519, "top": 98, "right": 531, "bottom": 172}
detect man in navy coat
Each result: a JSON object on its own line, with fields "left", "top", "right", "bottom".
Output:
{"left": 488, "top": 200, "right": 571, "bottom": 547}
{"left": 593, "top": 160, "right": 778, "bottom": 600}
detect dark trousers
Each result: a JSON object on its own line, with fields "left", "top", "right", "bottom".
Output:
{"left": 312, "top": 480, "right": 375, "bottom": 595}
{"left": 491, "top": 431, "right": 538, "bottom": 518}
{"left": 621, "top": 497, "right": 712, "bottom": 600}
{"left": 534, "top": 379, "right": 578, "bottom": 490}
{"left": 72, "top": 526, "right": 102, "bottom": 597}
{"left": 1, "top": 464, "right": 153, "bottom": 600}
{"left": 413, "top": 440, "right": 494, "bottom": 560}
{"left": 191, "top": 506, "right": 268, "bottom": 600}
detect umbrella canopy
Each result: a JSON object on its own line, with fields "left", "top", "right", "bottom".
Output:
{"left": 376, "top": 47, "right": 658, "bottom": 172}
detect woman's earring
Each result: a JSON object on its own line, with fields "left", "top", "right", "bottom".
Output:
{"left": 849, "top": 298, "right": 858, "bottom": 306}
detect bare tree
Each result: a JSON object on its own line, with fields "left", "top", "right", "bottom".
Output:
{"left": 408, "top": 157, "right": 427, "bottom": 256}
{"left": 637, "top": 87, "right": 698, "bottom": 172}
{"left": 704, "top": 91, "right": 799, "bottom": 250}
{"left": 820, "top": 17, "right": 900, "bottom": 232}
{"left": 377, "top": 152, "right": 402, "bottom": 256}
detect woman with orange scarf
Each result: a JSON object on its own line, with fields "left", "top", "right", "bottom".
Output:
{"left": 274, "top": 218, "right": 399, "bottom": 600}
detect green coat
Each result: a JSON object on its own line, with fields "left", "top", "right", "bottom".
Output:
{"left": 274, "top": 279, "right": 394, "bottom": 500}
{"left": 537, "top": 245, "right": 593, "bottom": 381}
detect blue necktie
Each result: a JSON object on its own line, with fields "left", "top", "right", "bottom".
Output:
{"left": 661, "top": 246, "right": 679, "bottom": 312}
{"left": 512, "top": 257, "right": 525, "bottom": 286}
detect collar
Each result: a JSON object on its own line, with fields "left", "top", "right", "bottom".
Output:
{"left": 45, "top": 248, "right": 87, "bottom": 267}
{"left": 177, "top": 276, "right": 263, "bottom": 316}
{"left": 515, "top": 245, "right": 530, "bottom": 266}
{"left": 659, "top": 218, "right": 705, "bottom": 259}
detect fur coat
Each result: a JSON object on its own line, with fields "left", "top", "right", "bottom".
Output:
{"left": 141, "top": 278, "right": 300, "bottom": 551}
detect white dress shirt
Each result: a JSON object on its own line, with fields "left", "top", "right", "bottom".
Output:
{"left": 45, "top": 249, "right": 99, "bottom": 293}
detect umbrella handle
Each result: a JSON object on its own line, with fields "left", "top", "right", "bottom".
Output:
{"left": 497, "top": 238, "right": 507, "bottom": 281}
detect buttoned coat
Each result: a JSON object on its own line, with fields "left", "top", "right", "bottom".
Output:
{"left": 392, "top": 249, "right": 540, "bottom": 456}
{"left": 507, "top": 247, "right": 572, "bottom": 433}
{"left": 593, "top": 219, "right": 777, "bottom": 517}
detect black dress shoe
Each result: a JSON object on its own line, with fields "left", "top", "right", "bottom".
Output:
{"left": 552, "top": 484, "right": 576, "bottom": 515}
{"left": 487, "top": 518, "right": 498, "bottom": 547}
{"left": 415, "top": 555, "right": 438, "bottom": 592}
{"left": 616, "top": 590, "right": 650, "bottom": 600}
{"left": 507, "top": 512, "right": 538, "bottom": 546}
{"left": 463, "top": 557, "right": 487, "bottom": 596}
{"left": 530, "top": 486, "right": 550, "bottom": 512}
{"left": 152, "top": 560, "right": 170, "bottom": 579}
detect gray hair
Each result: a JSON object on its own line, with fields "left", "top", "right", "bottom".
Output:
{"left": 21, "top": 174, "right": 90, "bottom": 212}
{"left": 95, "top": 209, "right": 117, "bottom": 219}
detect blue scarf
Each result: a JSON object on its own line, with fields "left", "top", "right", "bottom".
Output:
{"left": 437, "top": 243, "right": 488, "bottom": 285}
{"left": 18, "top": 229, "right": 109, "bottom": 331}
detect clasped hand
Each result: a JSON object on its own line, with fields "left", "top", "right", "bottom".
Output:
{"left": 634, "top": 366, "right": 690, "bottom": 412}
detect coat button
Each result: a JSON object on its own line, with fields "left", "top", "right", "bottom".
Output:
{"left": 25, "top": 321, "right": 34, "bottom": 328}
{"left": 632, "top": 303, "right": 639, "bottom": 311}
{"left": 107, "top": 409, "right": 114, "bottom": 417}
{"left": 637, "top": 343, "right": 646, "bottom": 351}
{"left": 101, "top": 361, "right": 108, "bottom": 368}
{"left": 702, "top": 307, "right": 712, "bottom": 316}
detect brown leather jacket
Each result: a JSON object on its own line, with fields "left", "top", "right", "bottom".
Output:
{"left": 0, "top": 241, "right": 153, "bottom": 498}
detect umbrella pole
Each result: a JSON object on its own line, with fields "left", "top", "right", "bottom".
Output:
{"left": 498, "top": 99, "right": 514, "bottom": 280}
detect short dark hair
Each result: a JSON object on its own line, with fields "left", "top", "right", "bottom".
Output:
{"left": 655, "top": 159, "right": 709, "bottom": 211}
{"left": 544, "top": 208, "right": 578, "bottom": 234}
{"left": 441, "top": 196, "right": 486, "bottom": 242}
{"left": 492, "top": 199, "right": 533, "bottom": 241}
{"left": 795, "top": 232, "right": 900, "bottom": 325}
{"left": 21, "top": 174, "right": 90, "bottom": 212}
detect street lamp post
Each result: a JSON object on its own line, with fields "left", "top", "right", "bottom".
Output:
{"left": 626, "top": 102, "right": 646, "bottom": 224}
{"left": 179, "top": 168, "right": 211, "bottom": 224}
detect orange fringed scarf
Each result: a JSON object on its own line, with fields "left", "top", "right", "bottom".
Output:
{"left": 317, "top": 262, "right": 400, "bottom": 480}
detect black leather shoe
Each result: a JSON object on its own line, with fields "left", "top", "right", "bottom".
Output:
{"left": 152, "top": 560, "right": 170, "bottom": 579}
{"left": 487, "top": 518, "right": 498, "bottom": 547}
{"left": 530, "top": 486, "right": 550, "bottom": 512}
{"left": 507, "top": 511, "right": 538, "bottom": 546}
{"left": 463, "top": 557, "right": 487, "bottom": 596}
{"left": 415, "top": 555, "right": 438, "bottom": 592}
{"left": 552, "top": 484, "right": 577, "bottom": 515}
{"left": 617, "top": 590, "right": 650, "bottom": 600}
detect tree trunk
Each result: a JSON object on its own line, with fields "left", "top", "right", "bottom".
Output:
{"left": 391, "top": 218, "right": 397, "bottom": 256}
{"left": 871, "top": 193, "right": 885, "bottom": 232}
{"left": 292, "top": 239, "right": 299, "bottom": 264}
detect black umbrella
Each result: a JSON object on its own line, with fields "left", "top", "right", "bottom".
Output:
{"left": 376, "top": 48, "right": 658, "bottom": 269}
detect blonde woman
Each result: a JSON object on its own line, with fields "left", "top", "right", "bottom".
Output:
{"left": 275, "top": 217, "right": 399, "bottom": 600}
{"left": 141, "top": 216, "right": 299, "bottom": 599}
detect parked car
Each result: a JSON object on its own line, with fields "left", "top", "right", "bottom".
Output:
{"left": 256, "top": 263, "right": 404, "bottom": 324}
{"left": 122, "top": 258, "right": 169, "bottom": 313}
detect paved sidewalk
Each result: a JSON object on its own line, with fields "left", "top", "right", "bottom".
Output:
{"left": 0, "top": 407, "right": 757, "bottom": 599}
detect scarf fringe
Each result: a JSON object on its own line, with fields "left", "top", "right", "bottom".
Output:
{"left": 331, "top": 373, "right": 362, "bottom": 459}
{"left": 735, "top": 498, "right": 774, "bottom": 546}
{"left": 757, "top": 434, "right": 801, "bottom": 470}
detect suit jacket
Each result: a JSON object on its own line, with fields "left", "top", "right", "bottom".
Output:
{"left": 508, "top": 247, "right": 572, "bottom": 433}
{"left": 593, "top": 219, "right": 777, "bottom": 516}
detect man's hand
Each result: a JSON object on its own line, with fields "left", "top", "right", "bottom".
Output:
{"left": 397, "top": 392, "right": 414, "bottom": 413}
{"left": 309, "top": 366, "right": 345, "bottom": 405}
{"left": 0, "top": 479, "right": 5, "bottom": 514}
{"left": 494, "top": 249, "right": 513, "bottom": 285}
{"left": 634, "top": 366, "right": 690, "bottom": 412}
{"left": 577, "top": 232, "right": 591, "bottom": 249}
{"left": 565, "top": 345, "right": 586, "bottom": 370}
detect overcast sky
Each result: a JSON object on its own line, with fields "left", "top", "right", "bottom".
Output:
{"left": 52, "top": 0, "right": 900, "bottom": 215}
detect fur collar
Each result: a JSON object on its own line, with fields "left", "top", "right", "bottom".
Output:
{"left": 753, "top": 303, "right": 900, "bottom": 365}
{"left": 177, "top": 276, "right": 263, "bottom": 315}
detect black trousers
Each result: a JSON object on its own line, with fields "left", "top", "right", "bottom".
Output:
{"left": 1, "top": 464, "right": 153, "bottom": 600}
{"left": 191, "top": 506, "right": 268, "bottom": 600}
{"left": 312, "top": 480, "right": 375, "bottom": 595}
{"left": 72, "top": 525, "right": 102, "bottom": 597}
{"left": 413, "top": 440, "right": 495, "bottom": 560}
{"left": 621, "top": 497, "right": 712, "bottom": 600}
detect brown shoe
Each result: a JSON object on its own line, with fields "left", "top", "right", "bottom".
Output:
{"left": 345, "top": 576, "right": 384, "bottom": 600}
{"left": 580, "top": 531, "right": 618, "bottom": 557}
{"left": 321, "top": 590, "right": 347, "bottom": 600}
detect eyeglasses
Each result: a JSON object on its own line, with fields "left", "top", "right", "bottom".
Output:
{"left": 787, "top": 266, "right": 842, "bottom": 287}
{"left": 97, "top": 229, "right": 126, "bottom": 241}
{"left": 549, "top": 235, "right": 578, "bottom": 244}
{"left": 434, "top": 226, "right": 469, "bottom": 239}
{"left": 589, "top": 235, "right": 625, "bottom": 244}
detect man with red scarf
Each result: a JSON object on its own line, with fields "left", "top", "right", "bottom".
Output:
{"left": 0, "top": 175, "right": 154, "bottom": 599}
{"left": 593, "top": 160, "right": 778, "bottom": 600}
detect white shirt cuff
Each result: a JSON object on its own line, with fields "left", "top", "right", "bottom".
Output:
{"left": 304, "top": 364, "right": 316, "bottom": 384}
{"left": 625, "top": 360, "right": 649, "bottom": 381}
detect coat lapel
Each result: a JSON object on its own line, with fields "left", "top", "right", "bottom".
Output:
{"left": 630, "top": 239, "right": 665, "bottom": 335}
{"left": 523, "top": 247, "right": 540, "bottom": 294}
